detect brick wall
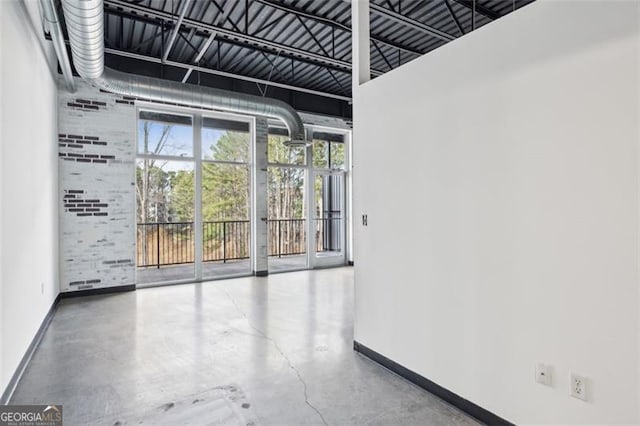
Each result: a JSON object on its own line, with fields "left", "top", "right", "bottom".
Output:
{"left": 58, "top": 79, "right": 136, "bottom": 292}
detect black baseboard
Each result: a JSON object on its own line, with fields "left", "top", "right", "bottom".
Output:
{"left": 60, "top": 284, "right": 136, "bottom": 299}
{"left": 255, "top": 270, "right": 268, "bottom": 277}
{"left": 1, "top": 294, "right": 62, "bottom": 405}
{"left": 353, "top": 341, "right": 513, "bottom": 426}
{"left": 1, "top": 284, "right": 136, "bottom": 404}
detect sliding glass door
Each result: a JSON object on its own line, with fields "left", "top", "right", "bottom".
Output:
{"left": 135, "top": 107, "right": 253, "bottom": 285}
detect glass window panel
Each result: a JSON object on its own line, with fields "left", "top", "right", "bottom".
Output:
{"left": 135, "top": 159, "right": 195, "bottom": 283}
{"left": 135, "top": 159, "right": 194, "bottom": 223}
{"left": 267, "top": 167, "right": 306, "bottom": 262}
{"left": 312, "top": 140, "right": 328, "bottom": 168}
{"left": 202, "top": 163, "right": 250, "bottom": 221}
{"left": 267, "top": 167, "right": 306, "bottom": 220}
{"left": 268, "top": 132, "right": 305, "bottom": 165}
{"left": 330, "top": 142, "right": 345, "bottom": 169}
{"left": 314, "top": 174, "right": 344, "bottom": 256}
{"left": 202, "top": 163, "right": 251, "bottom": 272}
{"left": 137, "top": 112, "right": 193, "bottom": 157}
{"left": 202, "top": 119, "right": 250, "bottom": 163}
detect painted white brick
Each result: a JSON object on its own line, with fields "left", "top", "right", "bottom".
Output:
{"left": 58, "top": 78, "right": 136, "bottom": 292}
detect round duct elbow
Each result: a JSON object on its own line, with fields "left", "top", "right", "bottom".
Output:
{"left": 60, "top": 0, "right": 308, "bottom": 142}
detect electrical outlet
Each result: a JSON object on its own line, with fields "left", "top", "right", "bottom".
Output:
{"left": 570, "top": 373, "right": 588, "bottom": 401}
{"left": 41, "top": 282, "right": 44, "bottom": 294}
{"left": 362, "top": 214, "right": 368, "bottom": 226}
{"left": 535, "top": 363, "right": 552, "bottom": 386}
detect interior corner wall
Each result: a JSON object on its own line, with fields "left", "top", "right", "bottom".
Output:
{"left": 0, "top": 0, "right": 5, "bottom": 394}
{"left": 353, "top": 0, "right": 639, "bottom": 424}
{"left": 58, "top": 79, "right": 136, "bottom": 292}
{"left": 0, "top": 0, "right": 59, "bottom": 396}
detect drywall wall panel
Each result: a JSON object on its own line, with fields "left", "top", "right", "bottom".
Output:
{"left": 1, "top": 0, "right": 59, "bottom": 396}
{"left": 353, "top": 0, "right": 639, "bottom": 423}
{"left": 0, "top": 0, "right": 4, "bottom": 396}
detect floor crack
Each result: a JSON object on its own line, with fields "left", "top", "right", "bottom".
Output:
{"left": 221, "top": 287, "right": 329, "bottom": 426}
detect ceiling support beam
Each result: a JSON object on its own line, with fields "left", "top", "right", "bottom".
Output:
{"left": 472, "top": 0, "right": 476, "bottom": 30}
{"left": 104, "top": 47, "right": 352, "bottom": 101}
{"left": 253, "top": 13, "right": 286, "bottom": 36}
{"left": 105, "top": 0, "right": 384, "bottom": 76}
{"left": 210, "top": 0, "right": 242, "bottom": 32}
{"left": 451, "top": 0, "right": 499, "bottom": 20}
{"left": 162, "top": 0, "right": 192, "bottom": 62}
{"left": 352, "top": 0, "right": 370, "bottom": 87}
{"left": 182, "top": 32, "right": 216, "bottom": 83}
{"left": 296, "top": 15, "right": 330, "bottom": 57}
{"left": 443, "top": 0, "right": 464, "bottom": 35}
{"left": 369, "top": 3, "right": 456, "bottom": 42}
{"left": 372, "top": 39, "right": 393, "bottom": 70}
{"left": 253, "top": 0, "right": 424, "bottom": 58}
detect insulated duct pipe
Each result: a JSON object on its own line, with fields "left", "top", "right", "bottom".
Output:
{"left": 60, "top": 0, "right": 307, "bottom": 142}
{"left": 41, "top": 0, "right": 75, "bottom": 92}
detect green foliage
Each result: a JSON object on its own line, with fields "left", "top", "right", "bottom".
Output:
{"left": 137, "top": 128, "right": 345, "bottom": 225}
{"left": 136, "top": 161, "right": 171, "bottom": 223}
{"left": 268, "top": 134, "right": 305, "bottom": 165}
{"left": 313, "top": 140, "right": 345, "bottom": 169}
{"left": 203, "top": 131, "right": 250, "bottom": 221}
{"left": 168, "top": 169, "right": 194, "bottom": 221}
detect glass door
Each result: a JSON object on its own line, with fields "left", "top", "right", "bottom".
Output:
{"left": 309, "top": 129, "right": 347, "bottom": 267}
{"left": 312, "top": 172, "right": 346, "bottom": 266}
{"left": 200, "top": 115, "right": 253, "bottom": 279}
{"left": 267, "top": 127, "right": 308, "bottom": 273}
{"left": 135, "top": 110, "right": 196, "bottom": 284}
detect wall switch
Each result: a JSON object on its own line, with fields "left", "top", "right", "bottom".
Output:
{"left": 535, "top": 363, "right": 552, "bottom": 386}
{"left": 570, "top": 373, "right": 588, "bottom": 401}
{"left": 41, "top": 282, "right": 44, "bottom": 294}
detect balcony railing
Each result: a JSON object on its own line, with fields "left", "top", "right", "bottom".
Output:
{"left": 136, "top": 218, "right": 341, "bottom": 268}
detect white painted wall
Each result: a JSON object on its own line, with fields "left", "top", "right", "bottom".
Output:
{"left": 0, "top": 0, "right": 59, "bottom": 396}
{"left": 0, "top": 0, "right": 4, "bottom": 395}
{"left": 353, "top": 0, "right": 639, "bottom": 424}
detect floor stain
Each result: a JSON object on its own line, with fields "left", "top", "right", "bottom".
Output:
{"left": 161, "top": 402, "right": 175, "bottom": 412}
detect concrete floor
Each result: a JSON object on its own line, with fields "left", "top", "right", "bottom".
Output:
{"left": 12, "top": 268, "right": 479, "bottom": 425}
{"left": 137, "top": 255, "right": 309, "bottom": 284}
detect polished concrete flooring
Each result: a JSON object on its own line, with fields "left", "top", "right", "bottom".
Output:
{"left": 12, "top": 268, "right": 479, "bottom": 425}
{"left": 137, "top": 255, "right": 309, "bottom": 284}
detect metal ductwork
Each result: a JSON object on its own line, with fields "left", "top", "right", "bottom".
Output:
{"left": 60, "top": 0, "right": 307, "bottom": 143}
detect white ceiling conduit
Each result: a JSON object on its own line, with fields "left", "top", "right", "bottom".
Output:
{"left": 59, "top": 0, "right": 308, "bottom": 143}
{"left": 41, "top": 0, "right": 75, "bottom": 92}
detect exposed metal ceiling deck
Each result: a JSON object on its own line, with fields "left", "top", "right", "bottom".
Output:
{"left": 59, "top": 0, "right": 536, "bottom": 117}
